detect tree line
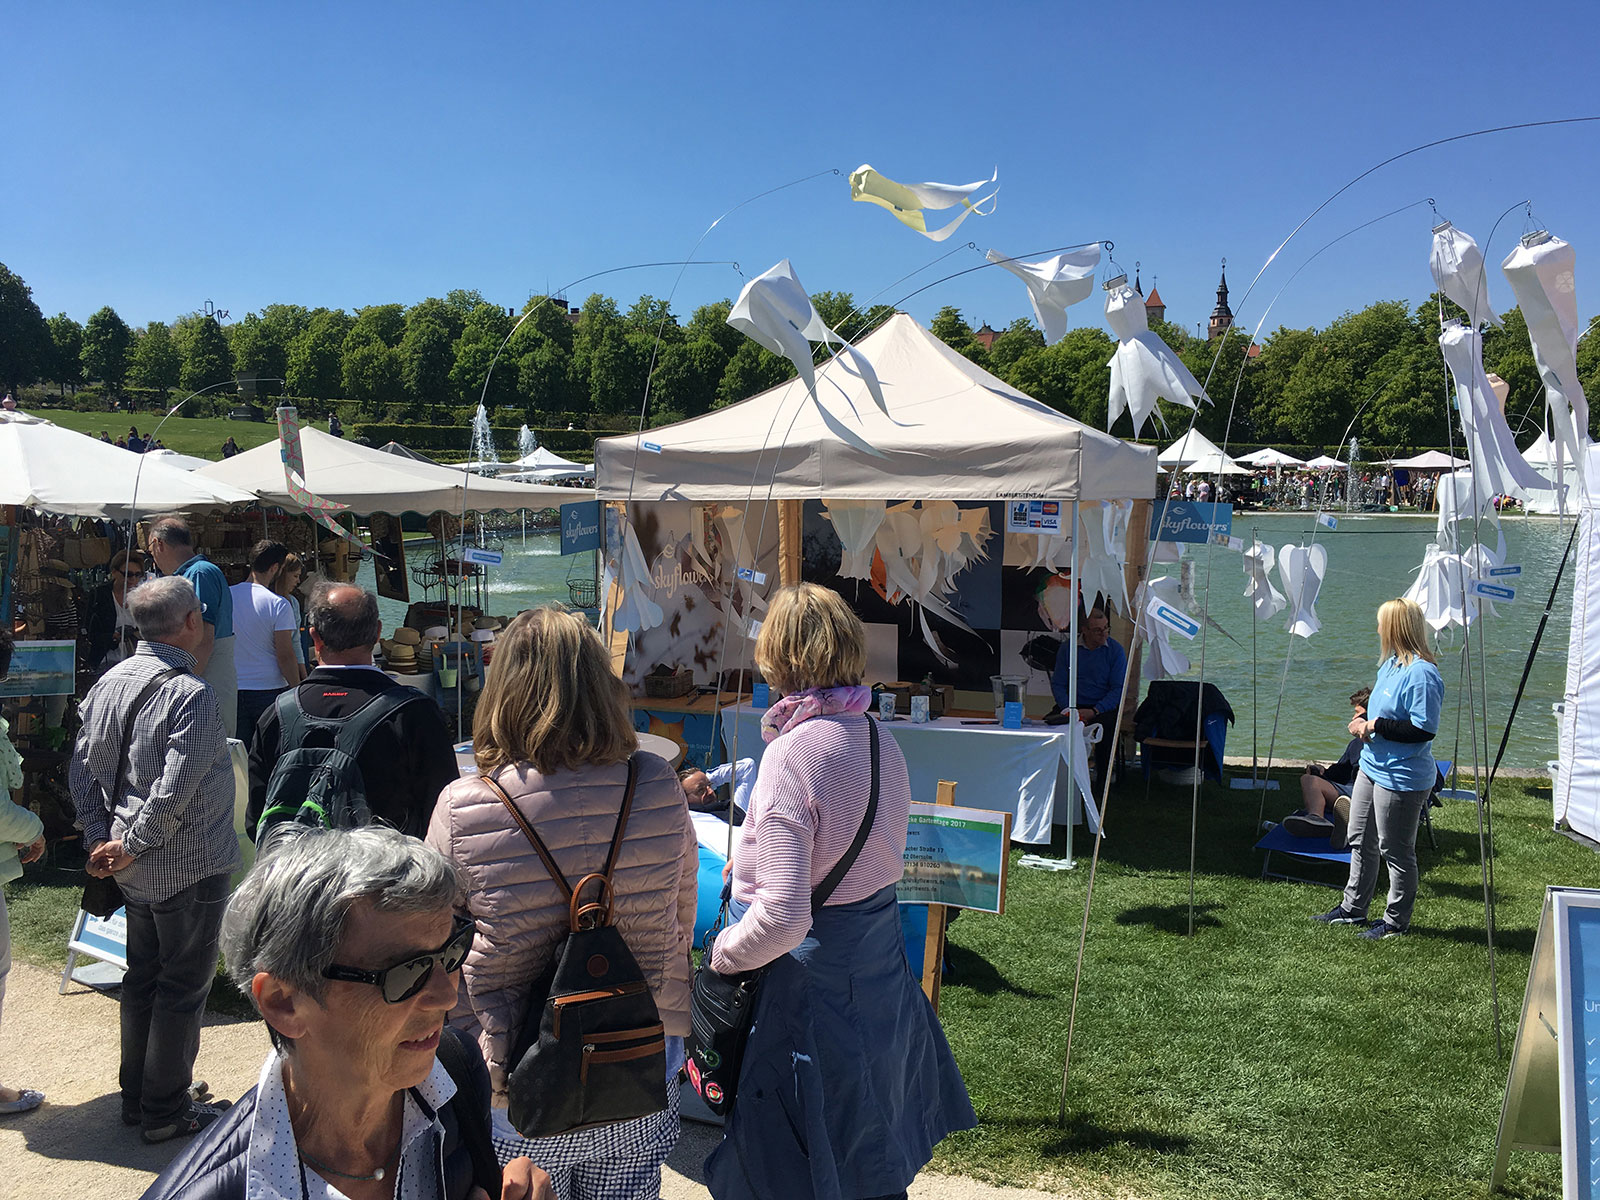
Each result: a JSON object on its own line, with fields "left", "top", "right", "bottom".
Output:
{"left": 3, "top": 259, "right": 1596, "bottom": 448}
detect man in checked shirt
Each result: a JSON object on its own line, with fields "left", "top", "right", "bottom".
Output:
{"left": 70, "top": 575, "right": 241, "bottom": 1144}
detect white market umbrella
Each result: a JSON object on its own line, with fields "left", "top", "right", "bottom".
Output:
{"left": 1158, "top": 428, "right": 1226, "bottom": 469}
{"left": 0, "top": 410, "right": 256, "bottom": 518}
{"left": 1180, "top": 450, "right": 1251, "bottom": 476}
{"left": 1304, "top": 454, "right": 1345, "bottom": 470}
{"left": 1235, "top": 447, "right": 1305, "bottom": 467}
{"left": 1387, "top": 450, "right": 1470, "bottom": 470}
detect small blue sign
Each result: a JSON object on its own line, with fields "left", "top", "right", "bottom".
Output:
{"left": 1150, "top": 502, "right": 1234, "bottom": 544}
{"left": 1316, "top": 512, "right": 1339, "bottom": 530}
{"left": 560, "top": 501, "right": 602, "bottom": 556}
{"left": 463, "top": 546, "right": 503, "bottom": 567}
{"left": 735, "top": 566, "right": 767, "bottom": 585}
{"left": 1470, "top": 580, "right": 1517, "bottom": 602}
{"left": 1003, "top": 701, "right": 1024, "bottom": 729}
{"left": 1151, "top": 602, "right": 1201, "bottom": 640}
{"left": 642, "top": 441, "right": 663, "bottom": 453}
{"left": 752, "top": 683, "right": 770, "bottom": 709}
{"left": 1488, "top": 564, "right": 1523, "bottom": 578}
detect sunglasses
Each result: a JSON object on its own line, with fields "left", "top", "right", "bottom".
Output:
{"left": 322, "top": 916, "right": 475, "bottom": 1004}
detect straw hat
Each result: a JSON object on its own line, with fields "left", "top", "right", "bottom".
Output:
{"left": 393, "top": 627, "right": 422, "bottom": 646}
{"left": 473, "top": 616, "right": 501, "bottom": 632}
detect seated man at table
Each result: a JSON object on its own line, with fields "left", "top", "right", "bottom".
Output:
{"left": 1282, "top": 687, "right": 1369, "bottom": 846}
{"left": 1050, "top": 608, "right": 1127, "bottom": 781}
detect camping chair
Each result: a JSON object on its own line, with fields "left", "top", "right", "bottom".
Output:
{"left": 1255, "top": 822, "right": 1351, "bottom": 890}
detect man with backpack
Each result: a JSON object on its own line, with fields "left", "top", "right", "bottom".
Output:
{"left": 245, "top": 582, "right": 458, "bottom": 843}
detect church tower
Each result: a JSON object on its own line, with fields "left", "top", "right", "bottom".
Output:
{"left": 1208, "top": 260, "right": 1233, "bottom": 340}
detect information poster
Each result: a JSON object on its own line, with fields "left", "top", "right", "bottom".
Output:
{"left": 368, "top": 513, "right": 409, "bottom": 603}
{"left": 0, "top": 639, "right": 75, "bottom": 698}
{"left": 899, "top": 802, "right": 1010, "bottom": 914}
{"left": 1557, "top": 892, "right": 1600, "bottom": 1199}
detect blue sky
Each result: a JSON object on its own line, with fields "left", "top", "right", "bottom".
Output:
{"left": 7, "top": 2, "right": 1600, "bottom": 342}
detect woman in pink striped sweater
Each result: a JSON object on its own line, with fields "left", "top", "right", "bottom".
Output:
{"left": 704, "top": 584, "right": 974, "bottom": 1200}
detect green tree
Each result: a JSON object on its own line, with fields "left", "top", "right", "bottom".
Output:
{"left": 350, "top": 303, "right": 406, "bottom": 348}
{"left": 587, "top": 325, "right": 647, "bottom": 416}
{"left": 445, "top": 288, "right": 490, "bottom": 318}
{"left": 0, "top": 264, "right": 49, "bottom": 394}
{"left": 987, "top": 318, "right": 1044, "bottom": 374}
{"left": 624, "top": 295, "right": 682, "bottom": 343}
{"left": 450, "top": 302, "right": 517, "bottom": 409}
{"left": 46, "top": 312, "right": 84, "bottom": 395}
{"left": 81, "top": 305, "right": 132, "bottom": 394}
{"left": 685, "top": 299, "right": 743, "bottom": 358}
{"left": 174, "top": 314, "right": 232, "bottom": 393}
{"left": 715, "top": 340, "right": 793, "bottom": 409}
{"left": 398, "top": 300, "right": 461, "bottom": 416}
{"left": 129, "top": 321, "right": 181, "bottom": 395}
{"left": 341, "top": 328, "right": 403, "bottom": 414}
{"left": 929, "top": 305, "right": 975, "bottom": 351}
{"left": 286, "top": 309, "right": 354, "bottom": 400}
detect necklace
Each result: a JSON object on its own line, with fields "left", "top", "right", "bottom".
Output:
{"left": 298, "top": 1144, "right": 397, "bottom": 1183}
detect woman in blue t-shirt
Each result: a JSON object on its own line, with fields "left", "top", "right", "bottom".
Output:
{"left": 1314, "top": 598, "right": 1444, "bottom": 939}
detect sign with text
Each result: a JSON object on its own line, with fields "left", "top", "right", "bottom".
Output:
{"left": 462, "top": 546, "right": 503, "bottom": 567}
{"left": 1007, "top": 499, "right": 1064, "bottom": 534}
{"left": 1471, "top": 580, "right": 1517, "bottom": 603}
{"left": 898, "top": 803, "right": 1011, "bottom": 914}
{"left": 560, "top": 501, "right": 602, "bottom": 556}
{"left": 0, "top": 639, "right": 76, "bottom": 698}
{"left": 1150, "top": 502, "right": 1233, "bottom": 544}
{"left": 1150, "top": 601, "right": 1201, "bottom": 640}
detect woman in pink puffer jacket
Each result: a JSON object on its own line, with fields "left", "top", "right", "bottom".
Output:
{"left": 427, "top": 607, "right": 697, "bottom": 1198}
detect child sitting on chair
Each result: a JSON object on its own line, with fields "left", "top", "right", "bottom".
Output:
{"left": 1282, "top": 688, "right": 1370, "bottom": 846}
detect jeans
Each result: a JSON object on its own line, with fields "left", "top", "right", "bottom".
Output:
{"left": 235, "top": 686, "right": 287, "bottom": 752}
{"left": 120, "top": 871, "right": 230, "bottom": 1126}
{"left": 1341, "top": 770, "right": 1429, "bottom": 930}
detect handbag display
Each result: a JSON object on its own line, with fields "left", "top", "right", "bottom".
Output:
{"left": 79, "top": 666, "right": 183, "bottom": 918}
{"left": 687, "top": 718, "right": 880, "bottom": 1115}
{"left": 483, "top": 754, "right": 668, "bottom": 1138}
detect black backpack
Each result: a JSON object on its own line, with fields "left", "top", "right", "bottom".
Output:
{"left": 255, "top": 686, "right": 424, "bottom": 846}
{"left": 482, "top": 755, "right": 667, "bottom": 1138}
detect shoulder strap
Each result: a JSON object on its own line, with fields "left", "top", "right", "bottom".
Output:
{"left": 812, "top": 718, "right": 880, "bottom": 909}
{"left": 331, "top": 686, "right": 423, "bottom": 756}
{"left": 600, "top": 753, "right": 641, "bottom": 883}
{"left": 481, "top": 772, "right": 574, "bottom": 902}
{"left": 106, "top": 666, "right": 184, "bottom": 807}
{"left": 273, "top": 687, "right": 308, "bottom": 750}
{"left": 432, "top": 1026, "right": 501, "bottom": 1200}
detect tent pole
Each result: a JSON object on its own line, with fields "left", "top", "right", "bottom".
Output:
{"left": 1066, "top": 502, "right": 1080, "bottom": 866}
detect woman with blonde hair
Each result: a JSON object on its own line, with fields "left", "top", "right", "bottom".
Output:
{"left": 427, "top": 606, "right": 696, "bottom": 1198}
{"left": 703, "top": 583, "right": 974, "bottom": 1200}
{"left": 1314, "top": 598, "right": 1445, "bottom": 939}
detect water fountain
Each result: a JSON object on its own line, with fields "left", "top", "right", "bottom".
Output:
{"left": 469, "top": 404, "right": 499, "bottom": 475}
{"left": 517, "top": 424, "right": 538, "bottom": 460}
{"left": 1345, "top": 437, "right": 1360, "bottom": 512}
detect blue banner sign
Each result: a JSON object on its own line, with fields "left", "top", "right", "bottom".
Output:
{"left": 463, "top": 546, "right": 503, "bottom": 567}
{"left": 1470, "top": 580, "right": 1517, "bottom": 603}
{"left": 1150, "top": 602, "right": 1201, "bottom": 640}
{"left": 1150, "top": 502, "right": 1234, "bottom": 544}
{"left": 1488, "top": 564, "right": 1523, "bottom": 578}
{"left": 560, "top": 501, "right": 602, "bottom": 555}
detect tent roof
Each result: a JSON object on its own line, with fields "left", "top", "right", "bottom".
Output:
{"left": 0, "top": 411, "right": 256, "bottom": 518}
{"left": 1389, "top": 450, "right": 1469, "bottom": 470}
{"left": 1304, "top": 454, "right": 1345, "bottom": 469}
{"left": 197, "top": 426, "right": 585, "bottom": 515}
{"left": 509, "top": 446, "right": 590, "bottom": 473}
{"left": 375, "top": 441, "right": 443, "bottom": 466}
{"left": 1180, "top": 451, "right": 1251, "bottom": 476}
{"left": 594, "top": 314, "right": 1155, "bottom": 502}
{"left": 142, "top": 447, "right": 215, "bottom": 472}
{"left": 1158, "top": 428, "right": 1226, "bottom": 467}
{"left": 1234, "top": 447, "right": 1304, "bottom": 467}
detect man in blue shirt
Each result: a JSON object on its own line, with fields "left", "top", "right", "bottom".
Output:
{"left": 147, "top": 516, "right": 238, "bottom": 737}
{"left": 1051, "top": 609, "right": 1128, "bottom": 781}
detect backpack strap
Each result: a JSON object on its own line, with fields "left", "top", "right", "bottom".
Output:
{"left": 103, "top": 666, "right": 185, "bottom": 808}
{"left": 482, "top": 772, "right": 575, "bottom": 903}
{"left": 331, "top": 686, "right": 427, "bottom": 758}
{"left": 273, "top": 686, "right": 308, "bottom": 750}
{"left": 811, "top": 718, "right": 880, "bottom": 910}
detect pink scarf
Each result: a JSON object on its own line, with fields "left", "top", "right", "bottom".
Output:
{"left": 759, "top": 685, "right": 873, "bottom": 742}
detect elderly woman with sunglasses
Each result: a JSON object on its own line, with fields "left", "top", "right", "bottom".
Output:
{"left": 141, "top": 826, "right": 553, "bottom": 1200}
{"left": 86, "top": 550, "right": 147, "bottom": 670}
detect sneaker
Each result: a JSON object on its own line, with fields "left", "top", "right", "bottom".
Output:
{"left": 124, "top": 1080, "right": 212, "bottom": 1126}
{"left": 142, "top": 1099, "right": 231, "bottom": 1144}
{"left": 1312, "top": 904, "right": 1367, "bottom": 924}
{"left": 1359, "top": 919, "right": 1406, "bottom": 940}
{"left": 1282, "top": 812, "right": 1335, "bottom": 839}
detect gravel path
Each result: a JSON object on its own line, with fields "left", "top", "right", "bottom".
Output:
{"left": 0, "top": 962, "right": 1087, "bottom": 1199}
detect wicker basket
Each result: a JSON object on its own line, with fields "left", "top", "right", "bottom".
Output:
{"left": 642, "top": 669, "right": 695, "bottom": 699}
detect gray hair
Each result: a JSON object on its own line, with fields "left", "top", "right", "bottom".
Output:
{"left": 221, "top": 826, "right": 462, "bottom": 1048}
{"left": 147, "top": 515, "right": 193, "bottom": 550}
{"left": 126, "top": 576, "right": 200, "bottom": 640}
{"left": 307, "top": 581, "right": 381, "bottom": 651}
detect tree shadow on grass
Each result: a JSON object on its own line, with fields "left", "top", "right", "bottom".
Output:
{"left": 1036, "top": 1111, "right": 1193, "bottom": 1158}
{"left": 1114, "top": 902, "right": 1223, "bottom": 935}
{"left": 943, "top": 942, "right": 1046, "bottom": 999}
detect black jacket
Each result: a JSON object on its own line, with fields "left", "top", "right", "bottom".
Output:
{"left": 246, "top": 666, "right": 458, "bottom": 840}
{"left": 140, "top": 1027, "right": 500, "bottom": 1200}
{"left": 1322, "top": 737, "right": 1365, "bottom": 786}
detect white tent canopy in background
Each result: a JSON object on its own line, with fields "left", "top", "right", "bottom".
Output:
{"left": 1180, "top": 451, "right": 1251, "bottom": 476}
{"left": 199, "top": 426, "right": 583, "bottom": 515}
{"left": 1304, "top": 455, "right": 1344, "bottom": 470}
{"left": 1557, "top": 443, "right": 1600, "bottom": 841}
{"left": 503, "top": 446, "right": 595, "bottom": 482}
{"left": 0, "top": 411, "right": 256, "bottom": 518}
{"left": 595, "top": 314, "right": 1156, "bottom": 502}
{"left": 1388, "top": 450, "right": 1471, "bottom": 470}
{"left": 1522, "top": 430, "right": 1578, "bottom": 515}
{"left": 142, "top": 447, "right": 215, "bottom": 472}
{"left": 1157, "top": 429, "right": 1227, "bottom": 469}
{"left": 1234, "top": 447, "right": 1305, "bottom": 467}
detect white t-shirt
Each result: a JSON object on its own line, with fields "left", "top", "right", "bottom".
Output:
{"left": 230, "top": 580, "right": 296, "bottom": 690}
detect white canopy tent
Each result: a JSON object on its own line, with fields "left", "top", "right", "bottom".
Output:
{"left": 1521, "top": 430, "right": 1579, "bottom": 516}
{"left": 1388, "top": 450, "right": 1470, "bottom": 470}
{"left": 1234, "top": 447, "right": 1305, "bottom": 467}
{"left": 596, "top": 314, "right": 1156, "bottom": 502}
{"left": 1157, "top": 428, "right": 1228, "bottom": 470}
{"left": 198, "top": 426, "right": 584, "bottom": 515}
{"left": 0, "top": 411, "right": 256, "bottom": 518}
{"left": 142, "top": 447, "right": 216, "bottom": 472}
{"left": 503, "top": 446, "right": 594, "bottom": 482}
{"left": 1304, "top": 454, "right": 1345, "bottom": 470}
{"left": 1180, "top": 450, "right": 1251, "bottom": 476}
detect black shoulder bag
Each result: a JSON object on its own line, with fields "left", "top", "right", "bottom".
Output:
{"left": 484, "top": 754, "right": 668, "bottom": 1137}
{"left": 686, "top": 718, "right": 880, "bottom": 1115}
{"left": 82, "top": 666, "right": 183, "bottom": 918}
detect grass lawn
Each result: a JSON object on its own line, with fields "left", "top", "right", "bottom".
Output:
{"left": 931, "top": 769, "right": 1597, "bottom": 1198}
{"left": 31, "top": 410, "right": 290, "bottom": 462}
{"left": 6, "top": 769, "right": 1593, "bottom": 1197}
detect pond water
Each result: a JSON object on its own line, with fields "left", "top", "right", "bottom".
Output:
{"left": 355, "top": 513, "right": 1576, "bottom": 772}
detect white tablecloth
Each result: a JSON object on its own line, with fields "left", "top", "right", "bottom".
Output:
{"left": 719, "top": 708, "right": 1092, "bottom": 845}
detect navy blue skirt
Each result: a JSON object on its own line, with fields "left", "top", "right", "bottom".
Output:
{"left": 705, "top": 884, "right": 976, "bottom": 1200}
